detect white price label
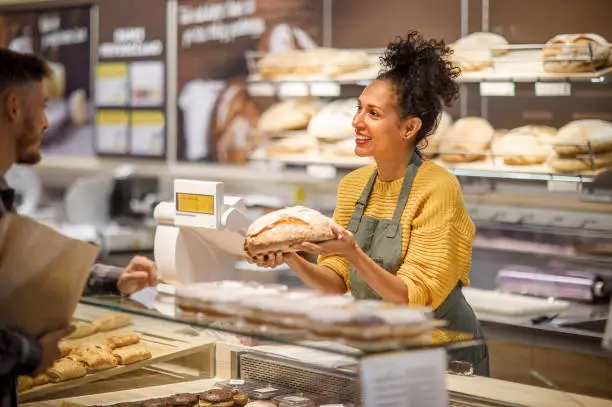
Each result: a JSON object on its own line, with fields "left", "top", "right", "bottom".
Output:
{"left": 535, "top": 82, "right": 571, "bottom": 96}
{"left": 247, "top": 82, "right": 275, "bottom": 97}
{"left": 278, "top": 82, "right": 309, "bottom": 97}
{"left": 479, "top": 82, "right": 515, "bottom": 96}
{"left": 311, "top": 81, "right": 341, "bottom": 97}
{"left": 361, "top": 348, "right": 448, "bottom": 407}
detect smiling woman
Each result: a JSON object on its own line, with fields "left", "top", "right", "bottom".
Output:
{"left": 248, "top": 31, "right": 489, "bottom": 376}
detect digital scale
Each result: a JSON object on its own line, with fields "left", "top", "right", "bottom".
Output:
{"left": 153, "top": 179, "right": 252, "bottom": 284}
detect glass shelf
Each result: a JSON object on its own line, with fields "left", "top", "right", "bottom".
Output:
{"left": 80, "top": 293, "right": 483, "bottom": 360}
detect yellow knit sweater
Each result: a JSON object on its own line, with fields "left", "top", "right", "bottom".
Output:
{"left": 319, "top": 161, "right": 475, "bottom": 310}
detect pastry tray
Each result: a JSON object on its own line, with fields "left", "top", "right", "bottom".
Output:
{"left": 18, "top": 304, "right": 214, "bottom": 402}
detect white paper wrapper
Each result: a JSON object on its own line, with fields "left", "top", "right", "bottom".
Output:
{"left": 0, "top": 213, "right": 100, "bottom": 337}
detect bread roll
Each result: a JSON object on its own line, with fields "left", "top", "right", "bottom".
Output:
{"left": 265, "top": 132, "right": 318, "bottom": 156}
{"left": 257, "top": 48, "right": 370, "bottom": 78}
{"left": 421, "top": 111, "right": 453, "bottom": 158}
{"left": 542, "top": 33, "right": 610, "bottom": 73}
{"left": 307, "top": 98, "right": 357, "bottom": 141}
{"left": 66, "top": 321, "right": 97, "bottom": 339}
{"left": 549, "top": 150, "right": 612, "bottom": 173}
{"left": 553, "top": 119, "right": 612, "bottom": 156}
{"left": 453, "top": 32, "right": 509, "bottom": 56}
{"left": 492, "top": 125, "right": 557, "bottom": 165}
{"left": 257, "top": 98, "right": 325, "bottom": 133}
{"left": 439, "top": 117, "right": 494, "bottom": 163}
{"left": 245, "top": 206, "right": 335, "bottom": 256}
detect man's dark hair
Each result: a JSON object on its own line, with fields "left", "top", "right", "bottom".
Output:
{"left": 0, "top": 48, "right": 51, "bottom": 97}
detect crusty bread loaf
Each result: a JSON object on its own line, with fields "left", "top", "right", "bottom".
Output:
{"left": 307, "top": 98, "right": 357, "bottom": 141}
{"left": 542, "top": 33, "right": 610, "bottom": 73}
{"left": 549, "top": 149, "right": 612, "bottom": 173}
{"left": 493, "top": 125, "right": 557, "bottom": 165}
{"left": 449, "top": 45, "right": 492, "bottom": 72}
{"left": 265, "top": 132, "right": 318, "bottom": 156}
{"left": 421, "top": 111, "right": 453, "bottom": 158}
{"left": 553, "top": 119, "right": 612, "bottom": 156}
{"left": 257, "top": 48, "right": 370, "bottom": 78}
{"left": 453, "top": 32, "right": 509, "bottom": 56}
{"left": 245, "top": 206, "right": 336, "bottom": 256}
{"left": 257, "top": 98, "right": 326, "bottom": 133}
{"left": 439, "top": 117, "right": 494, "bottom": 163}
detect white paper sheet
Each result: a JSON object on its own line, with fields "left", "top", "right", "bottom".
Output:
{"left": 360, "top": 348, "right": 448, "bottom": 407}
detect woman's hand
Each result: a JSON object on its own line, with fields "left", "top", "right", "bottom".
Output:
{"left": 297, "top": 223, "right": 358, "bottom": 259}
{"left": 247, "top": 251, "right": 298, "bottom": 268}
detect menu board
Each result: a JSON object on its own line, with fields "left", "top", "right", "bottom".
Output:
{"left": 0, "top": 6, "right": 94, "bottom": 157}
{"left": 96, "top": 0, "right": 167, "bottom": 158}
{"left": 176, "top": 0, "right": 323, "bottom": 164}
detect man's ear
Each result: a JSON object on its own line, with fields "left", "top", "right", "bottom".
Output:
{"left": 401, "top": 117, "right": 422, "bottom": 141}
{"left": 4, "top": 92, "right": 21, "bottom": 123}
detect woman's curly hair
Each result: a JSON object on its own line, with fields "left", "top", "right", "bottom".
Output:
{"left": 377, "top": 30, "right": 460, "bottom": 144}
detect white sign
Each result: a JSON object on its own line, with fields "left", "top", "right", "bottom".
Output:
{"left": 311, "top": 82, "right": 341, "bottom": 97}
{"left": 535, "top": 82, "right": 571, "bottom": 96}
{"left": 360, "top": 348, "right": 448, "bottom": 407}
{"left": 247, "top": 82, "right": 275, "bottom": 97}
{"left": 99, "top": 27, "right": 163, "bottom": 58}
{"left": 278, "top": 82, "right": 310, "bottom": 98}
{"left": 479, "top": 82, "right": 515, "bottom": 97}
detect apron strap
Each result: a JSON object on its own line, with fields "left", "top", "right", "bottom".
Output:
{"left": 387, "top": 151, "right": 423, "bottom": 238}
{"left": 347, "top": 170, "right": 378, "bottom": 233}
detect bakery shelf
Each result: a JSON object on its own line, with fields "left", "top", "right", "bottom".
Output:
{"left": 78, "top": 294, "right": 482, "bottom": 359}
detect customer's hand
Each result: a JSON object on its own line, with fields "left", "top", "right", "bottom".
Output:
{"left": 117, "top": 256, "right": 158, "bottom": 295}
{"left": 247, "top": 251, "right": 287, "bottom": 268}
{"left": 34, "top": 325, "right": 75, "bottom": 375}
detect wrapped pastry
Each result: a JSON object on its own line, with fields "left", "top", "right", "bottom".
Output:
{"left": 245, "top": 206, "right": 336, "bottom": 256}
{"left": 492, "top": 125, "right": 557, "bottom": 165}
{"left": 552, "top": 119, "right": 612, "bottom": 156}
{"left": 47, "top": 357, "right": 87, "bottom": 382}
{"left": 107, "top": 333, "right": 141, "bottom": 349}
{"left": 542, "top": 33, "right": 610, "bottom": 73}
{"left": 66, "top": 321, "right": 97, "bottom": 339}
{"left": 93, "top": 312, "right": 131, "bottom": 332}
{"left": 257, "top": 98, "right": 326, "bottom": 133}
{"left": 438, "top": 117, "right": 494, "bottom": 163}
{"left": 112, "top": 345, "right": 152, "bottom": 365}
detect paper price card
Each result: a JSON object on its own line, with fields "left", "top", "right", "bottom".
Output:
{"left": 95, "top": 63, "right": 128, "bottom": 106}
{"left": 130, "top": 111, "right": 165, "bottom": 156}
{"left": 360, "top": 348, "right": 448, "bottom": 407}
{"left": 95, "top": 110, "right": 128, "bottom": 154}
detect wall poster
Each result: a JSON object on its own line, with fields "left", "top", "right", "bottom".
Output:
{"left": 96, "top": 0, "right": 167, "bottom": 158}
{"left": 0, "top": 6, "right": 94, "bottom": 157}
{"left": 176, "top": 0, "right": 323, "bottom": 164}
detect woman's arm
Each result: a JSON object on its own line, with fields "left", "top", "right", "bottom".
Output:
{"left": 284, "top": 253, "right": 347, "bottom": 295}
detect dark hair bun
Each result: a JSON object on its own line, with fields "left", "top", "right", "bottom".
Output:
{"left": 377, "top": 30, "right": 460, "bottom": 143}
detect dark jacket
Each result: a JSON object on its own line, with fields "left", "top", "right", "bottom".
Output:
{"left": 0, "top": 178, "right": 123, "bottom": 406}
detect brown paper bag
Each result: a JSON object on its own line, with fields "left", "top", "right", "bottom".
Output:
{"left": 0, "top": 213, "right": 100, "bottom": 337}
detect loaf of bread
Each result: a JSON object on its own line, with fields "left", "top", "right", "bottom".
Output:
{"left": 453, "top": 32, "right": 509, "bottom": 56}
{"left": 421, "top": 111, "right": 453, "bottom": 158}
{"left": 307, "top": 98, "right": 357, "bottom": 141}
{"left": 553, "top": 119, "right": 612, "bottom": 156}
{"left": 549, "top": 150, "right": 612, "bottom": 173}
{"left": 265, "top": 132, "right": 318, "bottom": 156}
{"left": 245, "top": 206, "right": 336, "bottom": 256}
{"left": 439, "top": 117, "right": 495, "bottom": 163}
{"left": 492, "top": 125, "right": 557, "bottom": 165}
{"left": 257, "top": 98, "right": 326, "bottom": 133}
{"left": 542, "top": 33, "right": 610, "bottom": 73}
{"left": 257, "top": 48, "right": 370, "bottom": 78}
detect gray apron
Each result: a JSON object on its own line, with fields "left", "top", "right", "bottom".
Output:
{"left": 346, "top": 152, "right": 490, "bottom": 376}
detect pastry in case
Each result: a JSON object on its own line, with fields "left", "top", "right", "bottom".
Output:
{"left": 438, "top": 117, "right": 494, "bottom": 163}
{"left": 199, "top": 388, "right": 236, "bottom": 406}
{"left": 492, "top": 125, "right": 557, "bottom": 165}
{"left": 542, "top": 33, "right": 610, "bottom": 73}
{"left": 170, "top": 393, "right": 199, "bottom": 407}
{"left": 552, "top": 119, "right": 612, "bottom": 156}
{"left": 242, "top": 294, "right": 354, "bottom": 329}
{"left": 246, "top": 384, "right": 291, "bottom": 400}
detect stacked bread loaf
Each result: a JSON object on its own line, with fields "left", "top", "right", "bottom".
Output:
{"left": 548, "top": 119, "right": 612, "bottom": 172}
{"left": 542, "top": 33, "right": 610, "bottom": 73}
